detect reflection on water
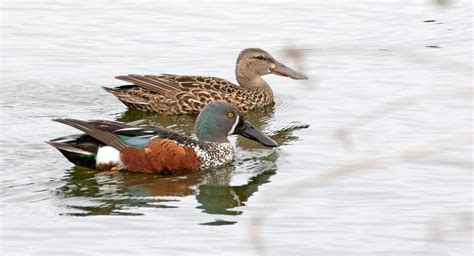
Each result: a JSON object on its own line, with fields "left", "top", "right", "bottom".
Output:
{"left": 56, "top": 104, "right": 304, "bottom": 224}
{"left": 57, "top": 166, "right": 181, "bottom": 216}
{"left": 197, "top": 167, "right": 277, "bottom": 226}
{"left": 197, "top": 154, "right": 278, "bottom": 216}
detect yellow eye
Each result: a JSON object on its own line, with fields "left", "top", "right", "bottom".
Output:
{"left": 227, "top": 112, "right": 234, "bottom": 118}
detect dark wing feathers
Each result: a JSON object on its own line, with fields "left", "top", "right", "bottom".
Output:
{"left": 83, "top": 120, "right": 131, "bottom": 132}
{"left": 115, "top": 75, "right": 181, "bottom": 96}
{"left": 53, "top": 118, "right": 128, "bottom": 151}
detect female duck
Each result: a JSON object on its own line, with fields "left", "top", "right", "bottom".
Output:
{"left": 104, "top": 48, "right": 307, "bottom": 114}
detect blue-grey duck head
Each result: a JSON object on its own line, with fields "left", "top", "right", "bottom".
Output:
{"left": 235, "top": 48, "right": 308, "bottom": 80}
{"left": 194, "top": 101, "right": 278, "bottom": 147}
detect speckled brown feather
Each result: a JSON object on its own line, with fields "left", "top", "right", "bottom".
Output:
{"left": 104, "top": 74, "right": 273, "bottom": 114}
{"left": 120, "top": 139, "right": 202, "bottom": 175}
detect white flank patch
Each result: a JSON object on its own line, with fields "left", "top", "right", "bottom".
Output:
{"left": 96, "top": 146, "right": 121, "bottom": 165}
{"left": 228, "top": 115, "right": 240, "bottom": 135}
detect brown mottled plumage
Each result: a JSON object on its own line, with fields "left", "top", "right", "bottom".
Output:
{"left": 103, "top": 48, "right": 308, "bottom": 114}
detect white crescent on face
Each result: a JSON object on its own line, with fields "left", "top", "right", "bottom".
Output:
{"left": 227, "top": 115, "right": 240, "bottom": 135}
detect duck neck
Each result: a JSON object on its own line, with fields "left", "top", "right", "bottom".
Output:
{"left": 195, "top": 129, "right": 229, "bottom": 144}
{"left": 236, "top": 74, "right": 274, "bottom": 98}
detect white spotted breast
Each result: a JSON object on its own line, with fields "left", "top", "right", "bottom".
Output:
{"left": 192, "top": 142, "right": 234, "bottom": 169}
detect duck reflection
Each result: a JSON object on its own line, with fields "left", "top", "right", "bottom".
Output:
{"left": 196, "top": 163, "right": 277, "bottom": 216}
{"left": 57, "top": 104, "right": 305, "bottom": 224}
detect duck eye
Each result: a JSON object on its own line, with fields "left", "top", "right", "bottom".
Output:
{"left": 255, "top": 55, "right": 265, "bottom": 60}
{"left": 227, "top": 112, "right": 234, "bottom": 118}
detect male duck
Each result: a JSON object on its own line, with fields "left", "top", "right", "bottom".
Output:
{"left": 103, "top": 48, "right": 308, "bottom": 114}
{"left": 48, "top": 101, "right": 278, "bottom": 175}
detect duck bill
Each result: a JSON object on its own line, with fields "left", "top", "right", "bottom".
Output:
{"left": 236, "top": 121, "right": 278, "bottom": 148}
{"left": 270, "top": 61, "right": 308, "bottom": 80}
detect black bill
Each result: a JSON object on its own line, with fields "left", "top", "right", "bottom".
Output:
{"left": 236, "top": 120, "right": 278, "bottom": 148}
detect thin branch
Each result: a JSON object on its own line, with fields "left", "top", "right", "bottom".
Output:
{"left": 250, "top": 132, "right": 473, "bottom": 256}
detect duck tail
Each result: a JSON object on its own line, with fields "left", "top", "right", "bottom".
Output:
{"left": 102, "top": 86, "right": 122, "bottom": 94}
{"left": 102, "top": 86, "right": 151, "bottom": 108}
{"left": 47, "top": 134, "right": 98, "bottom": 169}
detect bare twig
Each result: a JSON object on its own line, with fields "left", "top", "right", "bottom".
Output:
{"left": 250, "top": 132, "right": 473, "bottom": 255}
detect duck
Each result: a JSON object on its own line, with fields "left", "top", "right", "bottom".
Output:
{"left": 48, "top": 101, "right": 278, "bottom": 175}
{"left": 103, "top": 48, "right": 308, "bottom": 114}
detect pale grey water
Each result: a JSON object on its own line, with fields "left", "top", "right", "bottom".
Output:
{"left": 1, "top": 0, "right": 472, "bottom": 255}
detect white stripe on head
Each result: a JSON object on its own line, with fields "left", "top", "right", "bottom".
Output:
{"left": 227, "top": 115, "right": 240, "bottom": 135}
